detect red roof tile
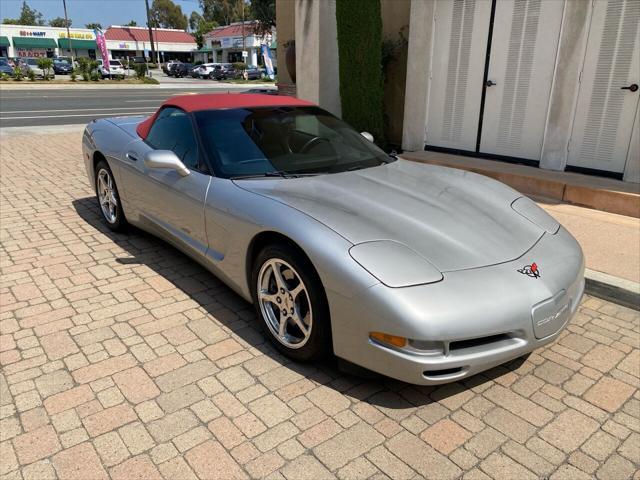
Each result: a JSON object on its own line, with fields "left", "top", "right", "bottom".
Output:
{"left": 105, "top": 27, "right": 195, "bottom": 44}
{"left": 207, "top": 22, "right": 258, "bottom": 39}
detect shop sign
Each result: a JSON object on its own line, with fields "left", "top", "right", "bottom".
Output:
{"left": 19, "top": 30, "right": 46, "bottom": 37}
{"left": 221, "top": 37, "right": 232, "bottom": 48}
{"left": 17, "top": 49, "right": 47, "bottom": 57}
{"left": 118, "top": 42, "right": 132, "bottom": 49}
{"left": 59, "top": 32, "right": 94, "bottom": 40}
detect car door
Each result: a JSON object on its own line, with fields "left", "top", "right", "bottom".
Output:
{"left": 126, "top": 107, "right": 212, "bottom": 258}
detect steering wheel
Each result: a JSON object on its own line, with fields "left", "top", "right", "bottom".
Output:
{"left": 299, "top": 136, "right": 329, "bottom": 154}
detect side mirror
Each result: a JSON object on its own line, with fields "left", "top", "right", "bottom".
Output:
{"left": 361, "top": 131, "right": 374, "bottom": 143}
{"left": 143, "top": 150, "right": 190, "bottom": 177}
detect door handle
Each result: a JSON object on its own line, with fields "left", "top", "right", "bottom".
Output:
{"left": 126, "top": 152, "right": 138, "bottom": 162}
{"left": 486, "top": 80, "right": 497, "bottom": 87}
{"left": 621, "top": 84, "right": 638, "bottom": 92}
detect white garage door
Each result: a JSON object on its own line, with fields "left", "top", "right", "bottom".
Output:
{"left": 479, "top": 0, "right": 564, "bottom": 160}
{"left": 567, "top": 0, "right": 640, "bottom": 175}
{"left": 425, "top": 0, "right": 492, "bottom": 151}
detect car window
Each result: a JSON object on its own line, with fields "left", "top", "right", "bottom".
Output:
{"left": 109, "top": 61, "right": 122, "bottom": 66}
{"left": 146, "top": 107, "right": 199, "bottom": 170}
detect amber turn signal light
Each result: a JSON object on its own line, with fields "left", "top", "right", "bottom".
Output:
{"left": 369, "top": 332, "right": 407, "bottom": 348}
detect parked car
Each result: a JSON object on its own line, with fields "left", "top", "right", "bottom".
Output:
{"left": 0, "top": 59, "right": 14, "bottom": 77}
{"left": 97, "top": 59, "right": 125, "bottom": 79}
{"left": 82, "top": 93, "right": 585, "bottom": 385}
{"left": 244, "top": 66, "right": 263, "bottom": 80}
{"left": 164, "top": 61, "right": 183, "bottom": 76}
{"left": 52, "top": 58, "right": 73, "bottom": 75}
{"left": 172, "top": 63, "right": 194, "bottom": 78}
{"left": 211, "top": 63, "right": 236, "bottom": 80}
{"left": 194, "top": 63, "right": 218, "bottom": 79}
{"left": 22, "top": 57, "right": 51, "bottom": 79}
{"left": 162, "top": 60, "right": 179, "bottom": 75}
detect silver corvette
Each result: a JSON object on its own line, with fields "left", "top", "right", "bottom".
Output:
{"left": 82, "top": 93, "right": 585, "bottom": 385}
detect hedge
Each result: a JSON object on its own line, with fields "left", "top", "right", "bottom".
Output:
{"left": 335, "top": 0, "right": 384, "bottom": 145}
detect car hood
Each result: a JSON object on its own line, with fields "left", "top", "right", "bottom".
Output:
{"left": 105, "top": 115, "right": 147, "bottom": 138}
{"left": 235, "top": 160, "right": 546, "bottom": 272}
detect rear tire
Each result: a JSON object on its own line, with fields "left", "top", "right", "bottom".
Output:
{"left": 251, "top": 244, "right": 331, "bottom": 362}
{"left": 95, "top": 160, "right": 127, "bottom": 232}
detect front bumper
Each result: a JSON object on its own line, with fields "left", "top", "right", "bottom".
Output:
{"left": 329, "top": 227, "right": 585, "bottom": 385}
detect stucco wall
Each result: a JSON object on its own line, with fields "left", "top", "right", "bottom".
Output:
{"left": 276, "top": 0, "right": 294, "bottom": 85}
{"left": 401, "top": 0, "right": 435, "bottom": 151}
{"left": 540, "top": 2, "right": 591, "bottom": 172}
{"left": 294, "top": 0, "right": 341, "bottom": 116}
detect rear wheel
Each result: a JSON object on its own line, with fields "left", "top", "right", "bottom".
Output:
{"left": 252, "top": 245, "right": 331, "bottom": 362}
{"left": 95, "top": 160, "right": 127, "bottom": 232}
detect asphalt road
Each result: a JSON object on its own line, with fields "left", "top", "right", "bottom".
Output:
{"left": 0, "top": 85, "right": 274, "bottom": 128}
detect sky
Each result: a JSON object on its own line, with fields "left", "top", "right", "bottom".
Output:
{"left": 1, "top": 0, "right": 203, "bottom": 28}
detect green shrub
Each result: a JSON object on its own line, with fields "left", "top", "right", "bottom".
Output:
{"left": 142, "top": 76, "right": 159, "bottom": 84}
{"left": 194, "top": 60, "right": 204, "bottom": 65}
{"left": 133, "top": 63, "right": 148, "bottom": 79}
{"left": 27, "top": 69, "right": 36, "bottom": 81}
{"left": 37, "top": 58, "right": 53, "bottom": 80}
{"left": 13, "top": 66, "right": 23, "bottom": 81}
{"left": 336, "top": 0, "right": 384, "bottom": 145}
{"left": 77, "top": 57, "right": 91, "bottom": 81}
{"left": 90, "top": 70, "right": 100, "bottom": 81}
{"left": 0, "top": 73, "right": 8, "bottom": 81}
{"left": 233, "top": 62, "right": 247, "bottom": 71}
{"left": 70, "top": 69, "right": 77, "bottom": 81}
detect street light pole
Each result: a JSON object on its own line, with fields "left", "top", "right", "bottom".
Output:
{"left": 144, "top": 0, "right": 157, "bottom": 64}
{"left": 62, "top": 0, "right": 73, "bottom": 62}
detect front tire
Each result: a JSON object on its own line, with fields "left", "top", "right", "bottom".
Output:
{"left": 252, "top": 244, "right": 331, "bottom": 362}
{"left": 95, "top": 160, "right": 127, "bottom": 232}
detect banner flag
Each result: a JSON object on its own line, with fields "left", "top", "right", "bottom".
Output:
{"left": 95, "top": 28, "right": 109, "bottom": 74}
{"left": 261, "top": 44, "right": 274, "bottom": 79}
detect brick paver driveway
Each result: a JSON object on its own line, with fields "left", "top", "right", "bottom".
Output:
{"left": 1, "top": 131, "right": 639, "bottom": 480}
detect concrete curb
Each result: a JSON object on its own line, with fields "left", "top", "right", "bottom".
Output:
{"left": 0, "top": 82, "right": 276, "bottom": 90}
{"left": 585, "top": 268, "right": 640, "bottom": 310}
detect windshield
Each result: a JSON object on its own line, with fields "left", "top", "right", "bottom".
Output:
{"left": 194, "top": 106, "right": 389, "bottom": 178}
{"left": 54, "top": 59, "right": 69, "bottom": 65}
{"left": 26, "top": 59, "right": 38, "bottom": 65}
{"left": 109, "top": 61, "right": 122, "bottom": 66}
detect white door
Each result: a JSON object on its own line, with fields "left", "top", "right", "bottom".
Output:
{"left": 479, "top": 0, "right": 564, "bottom": 160}
{"left": 567, "top": 0, "right": 640, "bottom": 174}
{"left": 426, "top": 0, "right": 492, "bottom": 151}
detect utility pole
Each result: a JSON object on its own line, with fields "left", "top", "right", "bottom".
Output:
{"left": 241, "top": 0, "right": 246, "bottom": 63}
{"left": 62, "top": 0, "right": 73, "bottom": 62}
{"left": 144, "top": 0, "right": 157, "bottom": 64}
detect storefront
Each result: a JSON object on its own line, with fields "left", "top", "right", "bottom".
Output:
{"left": 105, "top": 26, "right": 196, "bottom": 63}
{"left": 0, "top": 24, "right": 99, "bottom": 60}
{"left": 203, "top": 22, "right": 277, "bottom": 68}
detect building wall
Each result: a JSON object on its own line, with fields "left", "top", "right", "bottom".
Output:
{"left": 381, "top": 0, "right": 410, "bottom": 147}
{"left": 0, "top": 24, "right": 98, "bottom": 59}
{"left": 276, "top": 0, "right": 294, "bottom": 86}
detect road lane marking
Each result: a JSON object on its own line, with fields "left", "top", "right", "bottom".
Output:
{"left": 0, "top": 112, "right": 153, "bottom": 120}
{"left": 3, "top": 106, "right": 157, "bottom": 114}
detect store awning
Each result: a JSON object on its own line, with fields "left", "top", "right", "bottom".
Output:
{"left": 198, "top": 47, "right": 212, "bottom": 52}
{"left": 58, "top": 38, "right": 97, "bottom": 50}
{"left": 12, "top": 37, "right": 57, "bottom": 49}
{"left": 0, "top": 37, "right": 10, "bottom": 47}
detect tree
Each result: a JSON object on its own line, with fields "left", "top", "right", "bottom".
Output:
{"left": 189, "top": 11, "right": 217, "bottom": 48}
{"left": 125, "top": 20, "right": 138, "bottom": 26}
{"left": 150, "top": 0, "right": 188, "bottom": 30}
{"left": 85, "top": 22, "right": 102, "bottom": 30}
{"left": 199, "top": 0, "right": 245, "bottom": 26}
{"left": 49, "top": 17, "right": 72, "bottom": 28}
{"left": 251, "top": 0, "right": 275, "bottom": 35}
{"left": 2, "top": 1, "right": 45, "bottom": 25}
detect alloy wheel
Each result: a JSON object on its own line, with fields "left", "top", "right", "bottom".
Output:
{"left": 257, "top": 258, "right": 313, "bottom": 349}
{"left": 97, "top": 168, "right": 117, "bottom": 224}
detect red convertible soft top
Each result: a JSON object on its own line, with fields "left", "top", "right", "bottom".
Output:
{"left": 136, "top": 93, "right": 315, "bottom": 139}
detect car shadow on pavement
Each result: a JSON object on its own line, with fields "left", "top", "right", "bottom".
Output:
{"left": 72, "top": 196, "right": 528, "bottom": 410}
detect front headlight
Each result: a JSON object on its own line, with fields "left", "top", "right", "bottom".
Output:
{"left": 349, "top": 240, "right": 443, "bottom": 288}
{"left": 511, "top": 196, "right": 560, "bottom": 234}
